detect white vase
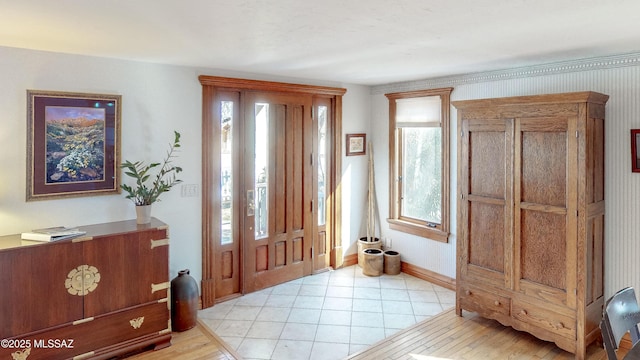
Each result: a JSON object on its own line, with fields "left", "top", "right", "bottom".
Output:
{"left": 135, "top": 205, "right": 152, "bottom": 224}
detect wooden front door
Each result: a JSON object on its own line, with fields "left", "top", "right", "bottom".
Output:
{"left": 243, "top": 92, "right": 314, "bottom": 293}
{"left": 200, "top": 77, "right": 346, "bottom": 308}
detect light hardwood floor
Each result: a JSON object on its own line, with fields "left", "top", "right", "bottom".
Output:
{"left": 125, "top": 310, "right": 611, "bottom": 359}
{"left": 347, "top": 310, "right": 607, "bottom": 360}
{"left": 125, "top": 320, "right": 240, "bottom": 360}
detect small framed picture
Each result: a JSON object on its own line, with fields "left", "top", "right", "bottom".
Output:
{"left": 346, "top": 133, "right": 366, "bottom": 156}
{"left": 26, "top": 90, "right": 122, "bottom": 201}
{"left": 632, "top": 129, "right": 640, "bottom": 173}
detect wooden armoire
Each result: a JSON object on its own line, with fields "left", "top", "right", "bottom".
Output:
{"left": 453, "top": 92, "right": 608, "bottom": 359}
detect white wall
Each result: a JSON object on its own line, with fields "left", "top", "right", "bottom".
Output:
{"left": 371, "top": 53, "right": 640, "bottom": 296}
{"left": 341, "top": 84, "right": 373, "bottom": 255}
{"left": 369, "top": 93, "right": 457, "bottom": 278}
{"left": 0, "top": 46, "right": 370, "bottom": 288}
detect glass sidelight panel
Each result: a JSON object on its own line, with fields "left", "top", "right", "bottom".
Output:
{"left": 220, "top": 101, "right": 233, "bottom": 245}
{"left": 255, "top": 103, "right": 269, "bottom": 239}
{"left": 317, "top": 105, "right": 327, "bottom": 226}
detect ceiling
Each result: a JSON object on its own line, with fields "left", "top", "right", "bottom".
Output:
{"left": 1, "top": 0, "right": 640, "bottom": 86}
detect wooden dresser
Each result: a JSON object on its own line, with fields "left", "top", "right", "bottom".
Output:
{"left": 453, "top": 92, "right": 607, "bottom": 359}
{"left": 0, "top": 218, "right": 171, "bottom": 360}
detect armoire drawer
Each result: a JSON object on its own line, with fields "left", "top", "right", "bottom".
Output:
{"left": 511, "top": 300, "right": 575, "bottom": 340}
{"left": 458, "top": 285, "right": 510, "bottom": 317}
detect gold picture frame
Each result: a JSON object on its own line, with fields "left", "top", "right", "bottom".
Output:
{"left": 26, "top": 90, "right": 121, "bottom": 201}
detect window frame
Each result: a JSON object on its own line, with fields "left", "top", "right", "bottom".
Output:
{"left": 386, "top": 87, "right": 453, "bottom": 242}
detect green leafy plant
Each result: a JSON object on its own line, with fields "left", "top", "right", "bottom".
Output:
{"left": 120, "top": 131, "right": 183, "bottom": 206}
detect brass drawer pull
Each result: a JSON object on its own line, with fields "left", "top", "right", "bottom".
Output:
{"left": 11, "top": 348, "right": 31, "bottom": 360}
{"left": 130, "top": 316, "right": 145, "bottom": 329}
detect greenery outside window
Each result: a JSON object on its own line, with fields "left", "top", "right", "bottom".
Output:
{"left": 386, "top": 88, "right": 453, "bottom": 242}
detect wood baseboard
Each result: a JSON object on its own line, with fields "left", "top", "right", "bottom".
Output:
{"left": 340, "top": 255, "right": 455, "bottom": 292}
{"left": 342, "top": 253, "right": 358, "bottom": 267}
{"left": 401, "top": 262, "right": 456, "bottom": 291}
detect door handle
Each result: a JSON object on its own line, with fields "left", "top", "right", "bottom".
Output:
{"left": 247, "top": 190, "right": 255, "bottom": 216}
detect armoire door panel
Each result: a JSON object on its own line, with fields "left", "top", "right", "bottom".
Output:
{"left": 470, "top": 131, "right": 507, "bottom": 199}
{"left": 469, "top": 201, "right": 505, "bottom": 272}
{"left": 520, "top": 130, "right": 567, "bottom": 207}
{"left": 520, "top": 209, "right": 567, "bottom": 290}
{"left": 514, "top": 115, "right": 577, "bottom": 309}
{"left": 458, "top": 118, "right": 513, "bottom": 293}
{"left": 586, "top": 213, "right": 605, "bottom": 303}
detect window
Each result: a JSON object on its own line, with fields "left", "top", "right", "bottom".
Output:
{"left": 386, "top": 88, "right": 453, "bottom": 242}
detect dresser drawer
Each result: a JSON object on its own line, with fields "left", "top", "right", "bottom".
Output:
{"left": 458, "top": 285, "right": 510, "bottom": 317}
{"left": 511, "top": 300, "right": 575, "bottom": 340}
{"left": 0, "top": 301, "right": 169, "bottom": 360}
{"left": 78, "top": 299, "right": 170, "bottom": 356}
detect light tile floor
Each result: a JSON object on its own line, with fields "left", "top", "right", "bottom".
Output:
{"left": 198, "top": 265, "right": 455, "bottom": 360}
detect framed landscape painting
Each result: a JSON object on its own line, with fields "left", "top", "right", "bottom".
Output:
{"left": 26, "top": 90, "right": 121, "bottom": 201}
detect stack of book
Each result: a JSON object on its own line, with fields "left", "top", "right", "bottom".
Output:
{"left": 21, "top": 226, "right": 87, "bottom": 242}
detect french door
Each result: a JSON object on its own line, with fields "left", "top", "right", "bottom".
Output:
{"left": 200, "top": 77, "right": 346, "bottom": 307}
